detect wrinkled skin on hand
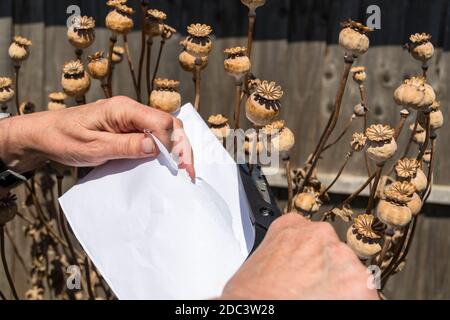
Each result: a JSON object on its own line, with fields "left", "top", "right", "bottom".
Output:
{"left": 222, "top": 214, "right": 379, "bottom": 300}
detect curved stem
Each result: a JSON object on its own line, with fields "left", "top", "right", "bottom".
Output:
{"left": 299, "top": 56, "right": 354, "bottom": 193}
{"left": 321, "top": 152, "right": 352, "bottom": 196}
{"left": 137, "top": 0, "right": 149, "bottom": 103}
{"left": 402, "top": 113, "right": 419, "bottom": 158}
{"left": 151, "top": 39, "right": 166, "bottom": 92}
{"left": 322, "top": 116, "right": 354, "bottom": 152}
{"left": 123, "top": 35, "right": 139, "bottom": 99}
{"left": 366, "top": 164, "right": 384, "bottom": 214}
{"left": 84, "top": 256, "right": 95, "bottom": 300}
{"left": 107, "top": 34, "right": 117, "bottom": 97}
{"left": 339, "top": 170, "right": 377, "bottom": 208}
{"left": 146, "top": 37, "right": 153, "bottom": 105}
{"left": 423, "top": 136, "right": 436, "bottom": 201}
{"left": 233, "top": 80, "right": 243, "bottom": 130}
{"left": 0, "top": 225, "right": 19, "bottom": 300}
{"left": 14, "top": 64, "right": 21, "bottom": 116}
{"left": 75, "top": 48, "right": 83, "bottom": 61}
{"left": 194, "top": 61, "right": 202, "bottom": 111}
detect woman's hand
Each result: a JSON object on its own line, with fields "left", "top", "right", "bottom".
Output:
{"left": 222, "top": 214, "right": 379, "bottom": 300}
{"left": 0, "top": 96, "right": 195, "bottom": 178}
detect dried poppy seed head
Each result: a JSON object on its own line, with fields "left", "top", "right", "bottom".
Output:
{"left": 255, "top": 81, "right": 283, "bottom": 101}
{"left": 19, "top": 101, "right": 36, "bottom": 115}
{"left": 13, "top": 35, "right": 32, "bottom": 47}
{"left": 63, "top": 60, "right": 85, "bottom": 75}
{"left": 147, "top": 9, "right": 167, "bottom": 20}
{"left": 153, "top": 78, "right": 180, "bottom": 91}
{"left": 0, "top": 193, "right": 18, "bottom": 225}
{"left": 72, "top": 16, "right": 95, "bottom": 31}
{"left": 350, "top": 132, "right": 366, "bottom": 152}
{"left": 224, "top": 47, "right": 247, "bottom": 58}
{"left": 340, "top": 19, "right": 373, "bottom": 35}
{"left": 162, "top": 24, "right": 176, "bottom": 40}
{"left": 351, "top": 66, "right": 366, "bottom": 84}
{"left": 241, "top": 0, "right": 266, "bottom": 11}
{"left": 262, "top": 120, "right": 285, "bottom": 135}
{"left": 409, "top": 33, "right": 432, "bottom": 44}
{"left": 208, "top": 114, "right": 229, "bottom": 127}
{"left": 187, "top": 24, "right": 213, "bottom": 38}
{"left": 395, "top": 158, "right": 420, "bottom": 179}
{"left": 0, "top": 77, "right": 13, "bottom": 89}
{"left": 48, "top": 92, "right": 67, "bottom": 102}
{"left": 353, "top": 214, "right": 385, "bottom": 239}
{"left": 365, "top": 124, "right": 395, "bottom": 142}
{"left": 384, "top": 181, "right": 416, "bottom": 204}
{"left": 88, "top": 51, "right": 105, "bottom": 62}
{"left": 106, "top": 1, "right": 134, "bottom": 34}
{"left": 111, "top": 46, "right": 125, "bottom": 63}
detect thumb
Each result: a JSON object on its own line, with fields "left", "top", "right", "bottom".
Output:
{"left": 101, "top": 132, "right": 160, "bottom": 160}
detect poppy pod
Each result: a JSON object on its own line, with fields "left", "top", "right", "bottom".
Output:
{"left": 178, "top": 49, "right": 208, "bottom": 72}
{"left": 294, "top": 192, "right": 320, "bottom": 214}
{"left": 376, "top": 181, "right": 415, "bottom": 228}
{"left": 351, "top": 66, "right": 366, "bottom": 84}
{"left": 246, "top": 80, "right": 282, "bottom": 126}
{"left": 162, "top": 24, "right": 176, "bottom": 41}
{"left": 105, "top": 1, "right": 134, "bottom": 35}
{"left": 47, "top": 92, "right": 67, "bottom": 111}
{"left": 395, "top": 158, "right": 420, "bottom": 181}
{"left": 350, "top": 132, "right": 367, "bottom": 152}
{"left": 87, "top": 51, "right": 109, "bottom": 79}
{"left": 423, "top": 150, "right": 432, "bottom": 163}
{"left": 353, "top": 103, "right": 366, "bottom": 117}
{"left": 224, "top": 47, "right": 251, "bottom": 80}
{"left": 61, "top": 60, "right": 91, "bottom": 98}
{"left": 19, "top": 101, "right": 36, "bottom": 115}
{"left": 418, "top": 101, "right": 444, "bottom": 131}
{"left": 407, "top": 33, "right": 434, "bottom": 63}
{"left": 0, "top": 77, "right": 15, "bottom": 103}
{"left": 410, "top": 123, "right": 426, "bottom": 145}
{"left": 149, "top": 78, "right": 181, "bottom": 114}
{"left": 346, "top": 214, "right": 385, "bottom": 259}
{"left": 0, "top": 193, "right": 18, "bottom": 225}
{"left": 412, "top": 168, "right": 427, "bottom": 193}
{"left": 208, "top": 114, "right": 231, "bottom": 140}
{"left": 184, "top": 24, "right": 213, "bottom": 58}
{"left": 365, "top": 124, "right": 397, "bottom": 164}
{"left": 408, "top": 193, "right": 423, "bottom": 216}
{"left": 338, "top": 19, "right": 372, "bottom": 57}
{"left": 394, "top": 76, "right": 435, "bottom": 110}
{"left": 9, "top": 35, "right": 32, "bottom": 62}
{"left": 67, "top": 16, "right": 95, "bottom": 49}
{"left": 111, "top": 46, "right": 125, "bottom": 63}
{"left": 262, "top": 120, "right": 295, "bottom": 154}
{"left": 241, "top": 0, "right": 266, "bottom": 12}
{"left": 145, "top": 9, "right": 167, "bottom": 37}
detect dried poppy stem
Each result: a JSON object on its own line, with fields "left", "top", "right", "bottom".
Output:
{"left": 75, "top": 48, "right": 83, "bottom": 61}
{"left": 151, "top": 39, "right": 166, "bottom": 92}
{"left": 246, "top": 11, "right": 256, "bottom": 60}
{"left": 145, "top": 37, "right": 153, "bottom": 105}
{"left": 0, "top": 225, "right": 19, "bottom": 300}
{"left": 376, "top": 233, "right": 392, "bottom": 268}
{"left": 422, "top": 62, "right": 428, "bottom": 79}
{"left": 285, "top": 156, "right": 293, "bottom": 212}
{"left": 299, "top": 55, "right": 354, "bottom": 193}
{"left": 194, "top": 59, "right": 202, "bottom": 111}
{"left": 84, "top": 256, "right": 96, "bottom": 300}
{"left": 233, "top": 80, "right": 243, "bottom": 129}
{"left": 363, "top": 114, "right": 373, "bottom": 188}
{"left": 56, "top": 175, "right": 79, "bottom": 267}
{"left": 322, "top": 115, "right": 354, "bottom": 152}
{"left": 416, "top": 110, "right": 431, "bottom": 162}
{"left": 0, "top": 288, "right": 5, "bottom": 300}
{"left": 423, "top": 135, "right": 437, "bottom": 201}
{"left": 340, "top": 170, "right": 377, "bottom": 208}
{"left": 13, "top": 64, "right": 20, "bottom": 115}
{"left": 123, "top": 35, "right": 139, "bottom": 99}
{"left": 365, "top": 164, "right": 384, "bottom": 214}
{"left": 402, "top": 113, "right": 419, "bottom": 158}
{"left": 380, "top": 225, "right": 409, "bottom": 284}
{"left": 394, "top": 110, "right": 409, "bottom": 140}
{"left": 137, "top": 0, "right": 149, "bottom": 103}
{"left": 75, "top": 96, "right": 86, "bottom": 106}
{"left": 107, "top": 34, "right": 117, "bottom": 97}
{"left": 321, "top": 151, "right": 353, "bottom": 196}
{"left": 5, "top": 226, "right": 29, "bottom": 274}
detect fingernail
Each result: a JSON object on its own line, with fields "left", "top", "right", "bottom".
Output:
{"left": 142, "top": 138, "right": 155, "bottom": 154}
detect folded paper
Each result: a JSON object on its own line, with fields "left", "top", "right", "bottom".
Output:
{"left": 59, "top": 103, "right": 254, "bottom": 300}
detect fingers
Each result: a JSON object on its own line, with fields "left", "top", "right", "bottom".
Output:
{"left": 172, "top": 118, "right": 196, "bottom": 180}
{"left": 108, "top": 96, "right": 174, "bottom": 151}
{"left": 99, "top": 132, "right": 160, "bottom": 160}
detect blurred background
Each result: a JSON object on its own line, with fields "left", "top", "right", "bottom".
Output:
{"left": 0, "top": 0, "right": 449, "bottom": 299}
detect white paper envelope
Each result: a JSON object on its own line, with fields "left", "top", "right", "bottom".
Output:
{"left": 59, "top": 103, "right": 255, "bottom": 300}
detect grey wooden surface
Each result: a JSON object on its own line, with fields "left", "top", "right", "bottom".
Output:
{"left": 0, "top": 0, "right": 450, "bottom": 299}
